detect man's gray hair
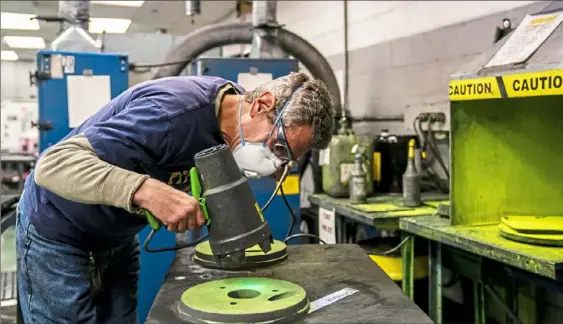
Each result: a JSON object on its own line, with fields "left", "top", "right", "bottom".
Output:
{"left": 242, "top": 72, "right": 335, "bottom": 149}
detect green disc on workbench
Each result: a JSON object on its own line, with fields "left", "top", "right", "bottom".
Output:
{"left": 177, "top": 277, "right": 309, "bottom": 323}
{"left": 499, "top": 217, "right": 563, "bottom": 247}
{"left": 193, "top": 240, "right": 288, "bottom": 270}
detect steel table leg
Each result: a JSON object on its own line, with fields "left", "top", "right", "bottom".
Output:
{"left": 429, "top": 240, "right": 442, "bottom": 324}
{"left": 473, "top": 281, "right": 486, "bottom": 324}
{"left": 336, "top": 215, "right": 345, "bottom": 244}
{"left": 401, "top": 233, "right": 414, "bottom": 299}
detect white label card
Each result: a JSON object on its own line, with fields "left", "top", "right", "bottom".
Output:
{"left": 67, "top": 75, "right": 111, "bottom": 128}
{"left": 318, "top": 207, "right": 336, "bottom": 244}
{"left": 308, "top": 287, "right": 360, "bottom": 314}
{"left": 486, "top": 12, "right": 563, "bottom": 67}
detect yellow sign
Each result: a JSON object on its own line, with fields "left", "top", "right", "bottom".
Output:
{"left": 254, "top": 203, "right": 265, "bottom": 222}
{"left": 502, "top": 70, "right": 563, "bottom": 98}
{"left": 276, "top": 175, "right": 300, "bottom": 195}
{"left": 449, "top": 77, "right": 502, "bottom": 101}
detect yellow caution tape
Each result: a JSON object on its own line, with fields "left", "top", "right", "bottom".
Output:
{"left": 449, "top": 69, "right": 563, "bottom": 101}
{"left": 276, "top": 175, "right": 300, "bottom": 196}
{"left": 449, "top": 77, "right": 502, "bottom": 101}
{"left": 502, "top": 69, "right": 563, "bottom": 98}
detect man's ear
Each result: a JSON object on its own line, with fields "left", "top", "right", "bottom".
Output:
{"left": 250, "top": 92, "right": 276, "bottom": 117}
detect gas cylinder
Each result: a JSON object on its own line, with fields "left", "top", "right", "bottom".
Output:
{"left": 321, "top": 117, "right": 357, "bottom": 197}
{"left": 349, "top": 144, "right": 368, "bottom": 204}
{"left": 402, "top": 139, "right": 422, "bottom": 207}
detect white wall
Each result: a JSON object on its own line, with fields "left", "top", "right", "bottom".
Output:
{"left": 1, "top": 61, "right": 37, "bottom": 101}
{"left": 275, "top": 0, "right": 547, "bottom": 135}
{"left": 277, "top": 0, "right": 540, "bottom": 63}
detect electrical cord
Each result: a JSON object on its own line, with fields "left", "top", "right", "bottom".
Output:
{"left": 264, "top": 164, "right": 325, "bottom": 245}
{"left": 143, "top": 229, "right": 209, "bottom": 253}
{"left": 426, "top": 118, "right": 450, "bottom": 180}
{"left": 261, "top": 165, "right": 290, "bottom": 213}
{"left": 366, "top": 235, "right": 412, "bottom": 256}
{"left": 284, "top": 233, "right": 327, "bottom": 245}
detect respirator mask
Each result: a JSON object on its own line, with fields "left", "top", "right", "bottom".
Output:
{"left": 232, "top": 86, "right": 303, "bottom": 179}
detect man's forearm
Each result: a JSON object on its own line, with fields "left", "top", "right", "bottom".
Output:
{"left": 34, "top": 135, "right": 149, "bottom": 213}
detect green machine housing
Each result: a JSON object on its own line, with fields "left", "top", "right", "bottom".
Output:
{"left": 448, "top": 9, "right": 563, "bottom": 236}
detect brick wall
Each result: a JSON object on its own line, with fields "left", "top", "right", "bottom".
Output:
{"left": 276, "top": 0, "right": 549, "bottom": 135}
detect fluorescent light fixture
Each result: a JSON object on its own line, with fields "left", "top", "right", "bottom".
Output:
{"left": 1, "top": 12, "right": 40, "bottom": 31}
{"left": 89, "top": 18, "right": 131, "bottom": 34}
{"left": 1, "top": 50, "right": 18, "bottom": 61}
{"left": 3, "top": 36, "right": 45, "bottom": 49}
{"left": 91, "top": 1, "right": 144, "bottom": 7}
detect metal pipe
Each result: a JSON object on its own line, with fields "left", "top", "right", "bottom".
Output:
{"left": 152, "top": 22, "right": 342, "bottom": 116}
{"left": 252, "top": 0, "right": 277, "bottom": 27}
{"left": 58, "top": 0, "right": 90, "bottom": 31}
{"left": 250, "top": 0, "right": 285, "bottom": 59}
{"left": 185, "top": 0, "right": 201, "bottom": 16}
{"left": 484, "top": 284, "right": 524, "bottom": 324}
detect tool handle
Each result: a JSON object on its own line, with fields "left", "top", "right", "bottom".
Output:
{"left": 190, "top": 167, "right": 210, "bottom": 224}
{"left": 144, "top": 167, "right": 209, "bottom": 231}
{"left": 145, "top": 210, "right": 161, "bottom": 231}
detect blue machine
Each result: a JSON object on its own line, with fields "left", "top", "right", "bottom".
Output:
{"left": 35, "top": 50, "right": 175, "bottom": 324}
{"left": 189, "top": 58, "right": 302, "bottom": 243}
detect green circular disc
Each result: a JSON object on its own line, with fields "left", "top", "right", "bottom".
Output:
{"left": 177, "top": 277, "right": 309, "bottom": 323}
{"left": 193, "top": 240, "right": 288, "bottom": 270}
{"left": 499, "top": 223, "right": 563, "bottom": 247}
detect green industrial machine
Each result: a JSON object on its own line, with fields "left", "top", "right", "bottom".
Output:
{"left": 449, "top": 9, "right": 563, "bottom": 244}
{"left": 322, "top": 117, "right": 374, "bottom": 198}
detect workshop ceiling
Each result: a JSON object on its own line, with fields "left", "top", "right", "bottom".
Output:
{"left": 1, "top": 0, "right": 238, "bottom": 61}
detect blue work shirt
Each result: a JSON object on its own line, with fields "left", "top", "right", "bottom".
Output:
{"left": 21, "top": 76, "right": 243, "bottom": 251}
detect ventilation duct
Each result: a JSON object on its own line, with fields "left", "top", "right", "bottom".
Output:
{"left": 185, "top": 0, "right": 201, "bottom": 16}
{"left": 153, "top": 22, "right": 342, "bottom": 116}
{"left": 250, "top": 0, "right": 284, "bottom": 58}
{"left": 51, "top": 0, "right": 100, "bottom": 52}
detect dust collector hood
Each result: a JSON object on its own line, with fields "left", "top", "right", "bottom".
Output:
{"left": 452, "top": 1, "right": 563, "bottom": 79}
{"left": 51, "top": 0, "right": 100, "bottom": 53}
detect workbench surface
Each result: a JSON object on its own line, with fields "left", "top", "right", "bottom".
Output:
{"left": 146, "top": 244, "right": 432, "bottom": 323}
{"left": 400, "top": 215, "right": 563, "bottom": 280}
{"left": 309, "top": 193, "right": 448, "bottom": 230}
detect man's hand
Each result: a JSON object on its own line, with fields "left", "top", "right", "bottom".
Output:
{"left": 132, "top": 178, "right": 205, "bottom": 233}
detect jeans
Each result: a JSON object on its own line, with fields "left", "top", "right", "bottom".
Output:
{"left": 16, "top": 199, "right": 140, "bottom": 324}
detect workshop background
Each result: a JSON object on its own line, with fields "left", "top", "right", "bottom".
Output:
{"left": 1, "top": 1, "right": 562, "bottom": 324}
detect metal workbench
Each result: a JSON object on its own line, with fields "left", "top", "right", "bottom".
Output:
{"left": 309, "top": 193, "right": 448, "bottom": 231}
{"left": 146, "top": 244, "right": 433, "bottom": 323}
{"left": 400, "top": 215, "right": 563, "bottom": 324}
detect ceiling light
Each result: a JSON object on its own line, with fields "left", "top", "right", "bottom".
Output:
{"left": 1, "top": 12, "right": 40, "bottom": 31}
{"left": 1, "top": 50, "right": 18, "bottom": 61}
{"left": 91, "top": 1, "right": 144, "bottom": 7}
{"left": 3, "top": 36, "right": 45, "bottom": 49}
{"left": 89, "top": 18, "right": 131, "bottom": 34}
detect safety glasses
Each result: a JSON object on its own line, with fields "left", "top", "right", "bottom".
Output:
{"left": 272, "top": 119, "right": 293, "bottom": 163}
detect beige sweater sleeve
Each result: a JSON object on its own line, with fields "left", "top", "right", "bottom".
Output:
{"left": 34, "top": 134, "right": 149, "bottom": 213}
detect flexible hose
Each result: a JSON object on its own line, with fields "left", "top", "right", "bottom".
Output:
{"left": 261, "top": 165, "right": 290, "bottom": 213}
{"left": 152, "top": 22, "right": 342, "bottom": 117}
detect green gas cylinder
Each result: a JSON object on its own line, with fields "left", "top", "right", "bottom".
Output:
{"left": 321, "top": 118, "right": 374, "bottom": 198}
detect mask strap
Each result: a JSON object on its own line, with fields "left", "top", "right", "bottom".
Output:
{"left": 237, "top": 98, "right": 246, "bottom": 146}
{"left": 264, "top": 85, "right": 304, "bottom": 145}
